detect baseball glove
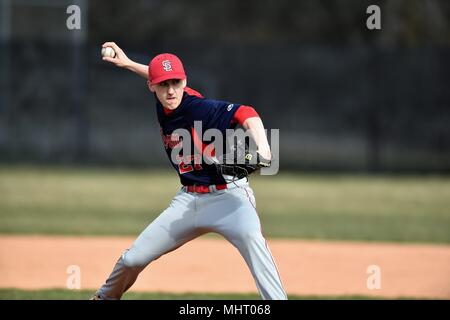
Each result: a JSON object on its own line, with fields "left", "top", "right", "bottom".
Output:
{"left": 213, "top": 136, "right": 271, "bottom": 180}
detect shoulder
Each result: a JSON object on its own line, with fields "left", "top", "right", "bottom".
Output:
{"left": 182, "top": 87, "right": 226, "bottom": 109}
{"left": 184, "top": 87, "right": 204, "bottom": 98}
{"left": 182, "top": 87, "right": 240, "bottom": 118}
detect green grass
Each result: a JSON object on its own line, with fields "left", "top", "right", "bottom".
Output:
{"left": 0, "top": 288, "right": 390, "bottom": 300}
{"left": 0, "top": 166, "right": 449, "bottom": 243}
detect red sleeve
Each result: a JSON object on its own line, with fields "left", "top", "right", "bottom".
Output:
{"left": 232, "top": 105, "right": 260, "bottom": 125}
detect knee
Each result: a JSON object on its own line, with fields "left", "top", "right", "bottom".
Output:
{"left": 121, "top": 248, "right": 154, "bottom": 268}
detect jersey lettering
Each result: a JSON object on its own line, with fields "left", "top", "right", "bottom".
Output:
{"left": 177, "top": 154, "right": 203, "bottom": 174}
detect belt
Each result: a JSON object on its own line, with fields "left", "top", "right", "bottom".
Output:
{"left": 185, "top": 184, "right": 227, "bottom": 194}
{"left": 183, "top": 178, "right": 248, "bottom": 194}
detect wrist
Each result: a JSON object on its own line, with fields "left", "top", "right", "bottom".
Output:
{"left": 257, "top": 147, "right": 271, "bottom": 161}
{"left": 256, "top": 151, "right": 271, "bottom": 168}
{"left": 124, "top": 59, "right": 136, "bottom": 70}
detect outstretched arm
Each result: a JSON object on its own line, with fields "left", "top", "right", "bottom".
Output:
{"left": 101, "top": 42, "right": 148, "bottom": 80}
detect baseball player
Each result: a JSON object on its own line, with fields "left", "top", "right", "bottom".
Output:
{"left": 92, "top": 42, "right": 287, "bottom": 300}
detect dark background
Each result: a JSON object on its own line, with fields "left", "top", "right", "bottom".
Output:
{"left": 1, "top": 0, "right": 449, "bottom": 172}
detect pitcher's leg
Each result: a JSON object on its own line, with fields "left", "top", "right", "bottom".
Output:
{"left": 227, "top": 229, "right": 287, "bottom": 300}
{"left": 94, "top": 252, "right": 144, "bottom": 300}
{"left": 96, "top": 191, "right": 202, "bottom": 300}
{"left": 198, "top": 187, "right": 287, "bottom": 300}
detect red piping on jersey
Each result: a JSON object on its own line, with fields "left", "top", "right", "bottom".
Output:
{"left": 187, "top": 88, "right": 213, "bottom": 160}
{"left": 184, "top": 86, "right": 204, "bottom": 98}
{"left": 191, "top": 127, "right": 216, "bottom": 160}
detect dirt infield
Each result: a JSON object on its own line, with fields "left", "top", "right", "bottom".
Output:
{"left": 1, "top": 235, "right": 449, "bottom": 299}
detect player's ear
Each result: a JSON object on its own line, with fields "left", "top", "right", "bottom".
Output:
{"left": 182, "top": 78, "right": 187, "bottom": 88}
{"left": 147, "top": 80, "right": 156, "bottom": 92}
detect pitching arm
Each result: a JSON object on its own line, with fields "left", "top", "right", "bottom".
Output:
{"left": 101, "top": 42, "right": 148, "bottom": 80}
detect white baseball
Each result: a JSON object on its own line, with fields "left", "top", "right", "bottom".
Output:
{"left": 101, "top": 46, "right": 116, "bottom": 58}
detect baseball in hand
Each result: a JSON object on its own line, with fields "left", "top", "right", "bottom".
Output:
{"left": 101, "top": 46, "right": 116, "bottom": 58}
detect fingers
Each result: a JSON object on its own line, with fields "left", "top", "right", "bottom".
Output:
{"left": 102, "top": 56, "right": 117, "bottom": 64}
{"left": 102, "top": 41, "right": 116, "bottom": 48}
{"left": 101, "top": 42, "right": 132, "bottom": 68}
{"left": 102, "top": 41, "right": 122, "bottom": 53}
{"left": 102, "top": 42, "right": 121, "bottom": 63}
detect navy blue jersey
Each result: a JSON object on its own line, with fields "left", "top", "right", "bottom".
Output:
{"left": 156, "top": 88, "right": 242, "bottom": 186}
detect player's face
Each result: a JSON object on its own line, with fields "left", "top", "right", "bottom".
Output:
{"left": 149, "top": 79, "right": 187, "bottom": 110}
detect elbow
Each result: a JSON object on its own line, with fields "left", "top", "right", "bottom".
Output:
{"left": 235, "top": 105, "right": 260, "bottom": 128}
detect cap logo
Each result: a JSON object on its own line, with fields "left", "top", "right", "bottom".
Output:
{"left": 162, "top": 60, "right": 172, "bottom": 72}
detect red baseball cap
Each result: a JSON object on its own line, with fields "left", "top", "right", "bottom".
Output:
{"left": 148, "top": 53, "right": 186, "bottom": 85}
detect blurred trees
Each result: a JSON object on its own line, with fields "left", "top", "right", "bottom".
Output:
{"left": 1, "top": 0, "right": 449, "bottom": 171}
{"left": 88, "top": 0, "right": 450, "bottom": 47}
